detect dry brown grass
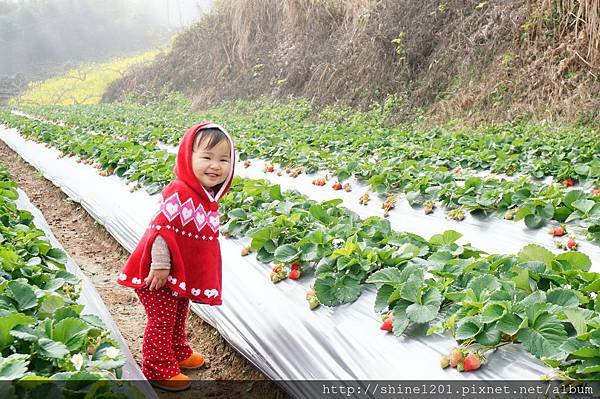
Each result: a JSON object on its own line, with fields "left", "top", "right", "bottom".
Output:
{"left": 104, "top": 0, "right": 600, "bottom": 125}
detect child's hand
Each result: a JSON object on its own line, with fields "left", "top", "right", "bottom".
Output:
{"left": 144, "top": 269, "right": 170, "bottom": 291}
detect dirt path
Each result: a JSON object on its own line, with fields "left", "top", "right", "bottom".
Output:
{"left": 0, "top": 141, "right": 288, "bottom": 399}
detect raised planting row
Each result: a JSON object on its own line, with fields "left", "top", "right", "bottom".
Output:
{"left": 20, "top": 99, "right": 600, "bottom": 187}
{"left": 2, "top": 113, "right": 600, "bottom": 382}
{"left": 220, "top": 178, "right": 600, "bottom": 381}
{"left": 3, "top": 108, "right": 600, "bottom": 247}
{"left": 0, "top": 164, "right": 142, "bottom": 397}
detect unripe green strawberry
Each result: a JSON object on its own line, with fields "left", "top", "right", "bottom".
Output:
{"left": 270, "top": 271, "right": 285, "bottom": 283}
{"left": 457, "top": 362, "right": 464, "bottom": 372}
{"left": 440, "top": 356, "right": 450, "bottom": 369}
{"left": 308, "top": 296, "right": 320, "bottom": 310}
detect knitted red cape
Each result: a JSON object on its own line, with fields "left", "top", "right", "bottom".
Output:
{"left": 117, "top": 123, "right": 235, "bottom": 305}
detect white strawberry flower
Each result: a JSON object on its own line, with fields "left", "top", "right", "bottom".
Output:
{"left": 71, "top": 353, "right": 84, "bottom": 371}
{"left": 564, "top": 284, "right": 572, "bottom": 289}
{"left": 591, "top": 292, "right": 597, "bottom": 300}
{"left": 105, "top": 347, "right": 120, "bottom": 359}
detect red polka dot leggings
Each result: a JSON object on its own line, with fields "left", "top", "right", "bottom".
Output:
{"left": 135, "top": 285, "right": 193, "bottom": 380}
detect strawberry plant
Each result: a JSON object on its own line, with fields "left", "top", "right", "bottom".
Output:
{"left": 0, "top": 165, "right": 140, "bottom": 396}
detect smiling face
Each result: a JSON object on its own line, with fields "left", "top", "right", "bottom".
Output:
{"left": 191, "top": 129, "right": 232, "bottom": 191}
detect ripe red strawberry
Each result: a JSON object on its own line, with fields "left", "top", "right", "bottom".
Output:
{"left": 463, "top": 353, "right": 481, "bottom": 371}
{"left": 563, "top": 178, "right": 575, "bottom": 186}
{"left": 380, "top": 316, "right": 393, "bottom": 332}
{"left": 449, "top": 348, "right": 464, "bottom": 368}
{"left": 291, "top": 263, "right": 301, "bottom": 271}
{"left": 288, "top": 269, "right": 301, "bottom": 279}
{"left": 285, "top": 167, "right": 291, "bottom": 174}
{"left": 567, "top": 238, "right": 577, "bottom": 250}
{"left": 550, "top": 226, "right": 566, "bottom": 237}
{"left": 332, "top": 182, "right": 343, "bottom": 190}
{"left": 243, "top": 160, "right": 251, "bottom": 168}
{"left": 593, "top": 189, "right": 600, "bottom": 197}
{"left": 265, "top": 165, "right": 274, "bottom": 173}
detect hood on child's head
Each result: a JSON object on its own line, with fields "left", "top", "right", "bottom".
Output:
{"left": 174, "top": 122, "right": 236, "bottom": 202}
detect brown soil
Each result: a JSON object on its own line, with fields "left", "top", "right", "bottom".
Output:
{"left": 0, "top": 141, "right": 288, "bottom": 399}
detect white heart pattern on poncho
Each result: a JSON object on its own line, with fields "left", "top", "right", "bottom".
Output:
{"left": 179, "top": 198, "right": 194, "bottom": 226}
{"left": 204, "top": 289, "right": 219, "bottom": 298}
{"left": 132, "top": 277, "right": 142, "bottom": 285}
{"left": 119, "top": 273, "right": 127, "bottom": 281}
{"left": 207, "top": 211, "right": 220, "bottom": 232}
{"left": 191, "top": 288, "right": 201, "bottom": 296}
{"left": 179, "top": 281, "right": 186, "bottom": 290}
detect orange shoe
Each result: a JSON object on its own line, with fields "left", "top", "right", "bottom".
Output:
{"left": 179, "top": 352, "right": 205, "bottom": 369}
{"left": 150, "top": 373, "right": 191, "bottom": 392}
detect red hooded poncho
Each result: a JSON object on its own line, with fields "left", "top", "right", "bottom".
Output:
{"left": 117, "top": 123, "right": 236, "bottom": 305}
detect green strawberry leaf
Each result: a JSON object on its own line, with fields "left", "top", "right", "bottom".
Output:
{"left": 0, "top": 312, "right": 35, "bottom": 350}
{"left": 455, "top": 316, "right": 483, "bottom": 340}
{"left": 7, "top": 281, "right": 38, "bottom": 312}
{"left": 392, "top": 300, "right": 411, "bottom": 336}
{"left": 554, "top": 251, "right": 592, "bottom": 271}
{"left": 481, "top": 303, "right": 506, "bottom": 324}
{"left": 374, "top": 285, "right": 395, "bottom": 312}
{"left": 467, "top": 274, "right": 500, "bottom": 301}
{"left": 518, "top": 244, "right": 555, "bottom": 267}
{"left": 562, "top": 308, "right": 587, "bottom": 336}
{"left": 429, "top": 230, "right": 462, "bottom": 246}
{"left": 405, "top": 288, "right": 442, "bottom": 323}
{"left": 366, "top": 267, "right": 404, "bottom": 285}
{"left": 399, "top": 274, "right": 423, "bottom": 303}
{"left": 274, "top": 244, "right": 299, "bottom": 262}
{"left": 546, "top": 289, "right": 579, "bottom": 308}
{"left": 497, "top": 313, "right": 524, "bottom": 336}
{"left": 476, "top": 322, "right": 502, "bottom": 346}
{"left": 37, "top": 337, "right": 70, "bottom": 358}
{"left": 52, "top": 317, "right": 91, "bottom": 352}
{"left": 517, "top": 311, "right": 567, "bottom": 359}
{"left": 0, "top": 354, "right": 29, "bottom": 379}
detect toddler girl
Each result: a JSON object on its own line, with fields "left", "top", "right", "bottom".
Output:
{"left": 117, "top": 123, "right": 235, "bottom": 391}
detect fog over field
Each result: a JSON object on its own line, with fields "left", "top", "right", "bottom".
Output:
{"left": 0, "top": 0, "right": 213, "bottom": 77}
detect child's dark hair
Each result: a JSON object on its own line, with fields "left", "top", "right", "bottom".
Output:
{"left": 193, "top": 128, "right": 229, "bottom": 151}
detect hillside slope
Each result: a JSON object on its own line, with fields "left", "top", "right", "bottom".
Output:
{"left": 103, "top": 0, "right": 600, "bottom": 125}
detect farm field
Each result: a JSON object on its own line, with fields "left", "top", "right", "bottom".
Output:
{"left": 1, "top": 99, "right": 600, "bottom": 388}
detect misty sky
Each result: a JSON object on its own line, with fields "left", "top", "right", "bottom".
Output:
{"left": 128, "top": 0, "right": 214, "bottom": 29}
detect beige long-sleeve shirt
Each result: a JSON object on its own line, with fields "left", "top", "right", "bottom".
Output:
{"left": 150, "top": 235, "right": 171, "bottom": 270}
